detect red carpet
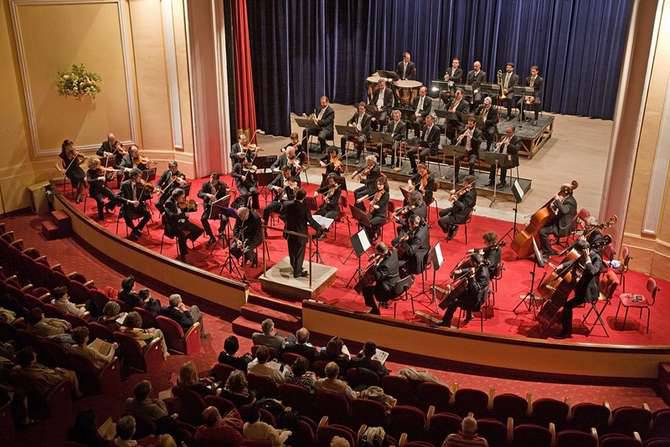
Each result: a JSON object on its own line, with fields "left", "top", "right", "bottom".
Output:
{"left": 55, "top": 177, "right": 670, "bottom": 346}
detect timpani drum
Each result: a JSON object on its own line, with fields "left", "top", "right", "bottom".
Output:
{"left": 366, "top": 73, "right": 381, "bottom": 99}
{"left": 394, "top": 79, "right": 422, "bottom": 105}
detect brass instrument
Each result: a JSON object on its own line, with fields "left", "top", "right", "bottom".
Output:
{"left": 497, "top": 70, "right": 507, "bottom": 100}
{"left": 525, "top": 77, "right": 536, "bottom": 105}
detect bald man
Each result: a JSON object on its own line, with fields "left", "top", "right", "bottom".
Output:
{"left": 231, "top": 207, "right": 262, "bottom": 267}
{"left": 466, "top": 61, "right": 487, "bottom": 107}
{"left": 97, "top": 132, "right": 125, "bottom": 167}
{"left": 302, "top": 96, "right": 335, "bottom": 154}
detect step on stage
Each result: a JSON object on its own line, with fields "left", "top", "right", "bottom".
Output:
{"left": 259, "top": 256, "right": 338, "bottom": 301}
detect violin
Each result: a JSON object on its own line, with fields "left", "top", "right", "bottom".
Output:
{"left": 177, "top": 197, "right": 198, "bottom": 212}
{"left": 352, "top": 163, "right": 373, "bottom": 179}
{"left": 67, "top": 148, "right": 86, "bottom": 163}
{"left": 448, "top": 183, "right": 473, "bottom": 201}
{"left": 112, "top": 141, "right": 127, "bottom": 156}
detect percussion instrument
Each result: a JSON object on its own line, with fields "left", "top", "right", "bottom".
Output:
{"left": 366, "top": 74, "right": 382, "bottom": 99}
{"left": 393, "top": 79, "right": 422, "bottom": 105}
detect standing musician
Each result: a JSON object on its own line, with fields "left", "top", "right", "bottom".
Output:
{"left": 283, "top": 189, "right": 323, "bottom": 278}
{"left": 466, "top": 61, "right": 487, "bottom": 107}
{"left": 444, "top": 57, "right": 464, "bottom": 86}
{"left": 119, "top": 168, "right": 152, "bottom": 241}
{"left": 408, "top": 163, "right": 435, "bottom": 206}
{"left": 396, "top": 51, "right": 416, "bottom": 81}
{"left": 439, "top": 252, "right": 490, "bottom": 327}
{"left": 486, "top": 127, "right": 520, "bottom": 188}
{"left": 521, "top": 65, "right": 544, "bottom": 124}
{"left": 86, "top": 157, "right": 118, "bottom": 220}
{"left": 471, "top": 232, "right": 503, "bottom": 278}
{"left": 360, "top": 176, "right": 389, "bottom": 243}
{"left": 340, "top": 102, "right": 372, "bottom": 160}
{"left": 59, "top": 139, "right": 86, "bottom": 203}
{"left": 395, "top": 214, "right": 430, "bottom": 276}
{"left": 263, "top": 167, "right": 298, "bottom": 224}
{"left": 499, "top": 63, "right": 519, "bottom": 119}
{"left": 302, "top": 96, "right": 335, "bottom": 154}
{"left": 230, "top": 133, "right": 254, "bottom": 164}
{"left": 156, "top": 160, "right": 187, "bottom": 213}
{"left": 230, "top": 207, "right": 263, "bottom": 267}
{"left": 353, "top": 155, "right": 382, "bottom": 208}
{"left": 97, "top": 133, "right": 126, "bottom": 167}
{"left": 453, "top": 115, "right": 482, "bottom": 182}
{"left": 411, "top": 86, "right": 432, "bottom": 134}
{"left": 407, "top": 114, "right": 441, "bottom": 175}
{"left": 368, "top": 79, "right": 394, "bottom": 131}
{"left": 314, "top": 173, "right": 342, "bottom": 220}
{"left": 445, "top": 89, "right": 470, "bottom": 143}
{"left": 386, "top": 109, "right": 407, "bottom": 169}
{"left": 476, "top": 96, "right": 499, "bottom": 151}
{"left": 282, "top": 132, "right": 306, "bottom": 164}
{"left": 359, "top": 242, "right": 403, "bottom": 315}
{"left": 164, "top": 188, "right": 204, "bottom": 262}
{"left": 438, "top": 175, "right": 477, "bottom": 240}
{"left": 232, "top": 159, "right": 260, "bottom": 209}
{"left": 539, "top": 181, "right": 578, "bottom": 258}
{"left": 198, "top": 172, "right": 235, "bottom": 246}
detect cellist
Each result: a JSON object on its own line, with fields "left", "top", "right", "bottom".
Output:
{"left": 539, "top": 180, "right": 578, "bottom": 259}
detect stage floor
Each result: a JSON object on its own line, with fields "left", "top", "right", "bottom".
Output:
{"left": 58, "top": 178, "right": 669, "bottom": 348}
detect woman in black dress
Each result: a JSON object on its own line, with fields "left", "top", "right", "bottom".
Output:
{"left": 59, "top": 139, "right": 86, "bottom": 203}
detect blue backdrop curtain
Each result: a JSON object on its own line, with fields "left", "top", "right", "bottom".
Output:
{"left": 247, "top": 0, "right": 632, "bottom": 136}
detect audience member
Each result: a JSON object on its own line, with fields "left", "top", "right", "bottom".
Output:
{"left": 317, "top": 336, "right": 351, "bottom": 371}
{"left": 121, "top": 311, "right": 168, "bottom": 357}
{"left": 331, "top": 436, "right": 351, "bottom": 447}
{"left": 443, "top": 413, "right": 489, "bottom": 447}
{"left": 241, "top": 405, "right": 292, "bottom": 447}
{"left": 66, "top": 409, "right": 109, "bottom": 447}
{"left": 125, "top": 380, "right": 169, "bottom": 421}
{"left": 10, "top": 347, "right": 82, "bottom": 398}
{"left": 71, "top": 326, "right": 117, "bottom": 369}
{"left": 27, "top": 307, "right": 71, "bottom": 338}
{"left": 160, "top": 294, "right": 207, "bottom": 338}
{"left": 51, "top": 286, "right": 87, "bottom": 317}
{"left": 251, "top": 319, "right": 285, "bottom": 353}
{"left": 178, "top": 361, "right": 218, "bottom": 397}
{"left": 350, "top": 341, "right": 389, "bottom": 378}
{"left": 223, "top": 370, "right": 256, "bottom": 407}
{"left": 194, "top": 406, "right": 244, "bottom": 447}
{"left": 248, "top": 345, "right": 291, "bottom": 385}
{"left": 315, "top": 361, "right": 357, "bottom": 400}
{"left": 155, "top": 434, "right": 177, "bottom": 447}
{"left": 286, "top": 356, "right": 317, "bottom": 393}
{"left": 98, "top": 301, "right": 123, "bottom": 331}
{"left": 113, "top": 415, "right": 137, "bottom": 447}
{"left": 218, "top": 335, "right": 252, "bottom": 372}
{"left": 139, "top": 288, "right": 162, "bottom": 315}
{"left": 283, "top": 327, "right": 318, "bottom": 360}
{"left": 118, "top": 276, "right": 142, "bottom": 309}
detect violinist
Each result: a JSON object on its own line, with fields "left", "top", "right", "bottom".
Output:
{"left": 453, "top": 115, "right": 482, "bottom": 182}
{"left": 438, "top": 175, "right": 477, "bottom": 240}
{"left": 539, "top": 180, "right": 578, "bottom": 258}
{"left": 359, "top": 242, "right": 402, "bottom": 315}
{"left": 407, "top": 114, "right": 441, "bottom": 175}
{"left": 362, "top": 176, "right": 389, "bottom": 243}
{"left": 230, "top": 133, "right": 253, "bottom": 164}
{"left": 232, "top": 159, "right": 259, "bottom": 209}
{"left": 396, "top": 215, "right": 430, "bottom": 276}
{"left": 475, "top": 96, "right": 498, "bottom": 150}
{"left": 486, "top": 127, "right": 520, "bottom": 188}
{"left": 409, "top": 163, "right": 435, "bottom": 206}
{"left": 555, "top": 237, "right": 603, "bottom": 339}
{"left": 440, "top": 252, "right": 490, "bottom": 327}
{"left": 302, "top": 95, "right": 335, "bottom": 154}
{"left": 97, "top": 132, "right": 125, "bottom": 167}
{"left": 59, "top": 139, "right": 86, "bottom": 203}
{"left": 283, "top": 189, "right": 323, "bottom": 278}
{"left": 163, "top": 188, "right": 204, "bottom": 262}
{"left": 282, "top": 132, "right": 306, "bottom": 164}
{"left": 156, "top": 160, "right": 187, "bottom": 213}
{"left": 315, "top": 173, "right": 341, "bottom": 220}
{"left": 86, "top": 157, "right": 118, "bottom": 220}
{"left": 396, "top": 191, "right": 428, "bottom": 236}
{"left": 120, "top": 145, "right": 149, "bottom": 180}
{"left": 231, "top": 207, "right": 263, "bottom": 267}
{"left": 473, "top": 232, "right": 502, "bottom": 278}
{"left": 353, "top": 155, "right": 381, "bottom": 208}
{"left": 340, "top": 101, "right": 372, "bottom": 160}
{"left": 320, "top": 147, "right": 344, "bottom": 185}
{"left": 272, "top": 145, "right": 302, "bottom": 179}
{"left": 263, "top": 167, "right": 297, "bottom": 224}
{"left": 119, "top": 169, "right": 152, "bottom": 241}
{"left": 198, "top": 173, "right": 235, "bottom": 245}
{"left": 386, "top": 109, "right": 407, "bottom": 169}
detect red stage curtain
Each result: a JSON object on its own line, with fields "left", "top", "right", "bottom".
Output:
{"left": 231, "top": 0, "right": 257, "bottom": 137}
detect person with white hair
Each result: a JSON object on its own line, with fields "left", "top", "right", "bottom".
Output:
{"left": 475, "top": 96, "right": 498, "bottom": 150}
{"left": 159, "top": 294, "right": 207, "bottom": 338}
{"left": 251, "top": 318, "right": 285, "bottom": 352}
{"left": 444, "top": 413, "right": 488, "bottom": 447}
{"left": 330, "top": 435, "right": 351, "bottom": 447}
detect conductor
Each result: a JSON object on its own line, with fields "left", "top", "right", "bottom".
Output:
{"left": 283, "top": 189, "right": 323, "bottom": 278}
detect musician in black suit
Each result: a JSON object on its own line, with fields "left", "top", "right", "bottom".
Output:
{"left": 230, "top": 207, "right": 263, "bottom": 267}
{"left": 283, "top": 189, "right": 323, "bottom": 278}
{"left": 466, "top": 61, "right": 487, "bottom": 107}
{"left": 340, "top": 102, "right": 372, "bottom": 160}
{"left": 315, "top": 174, "right": 341, "bottom": 220}
{"left": 281, "top": 132, "right": 306, "bottom": 163}
{"left": 410, "top": 163, "right": 436, "bottom": 206}
{"left": 232, "top": 159, "right": 259, "bottom": 209}
{"left": 119, "top": 169, "right": 151, "bottom": 241}
{"left": 368, "top": 79, "right": 394, "bottom": 130}
{"left": 86, "top": 157, "right": 118, "bottom": 220}
{"left": 119, "top": 145, "right": 149, "bottom": 181}
{"left": 499, "top": 63, "right": 519, "bottom": 119}
{"left": 263, "top": 167, "right": 297, "bottom": 224}
{"left": 557, "top": 238, "right": 603, "bottom": 338}
{"left": 353, "top": 155, "right": 381, "bottom": 207}
{"left": 411, "top": 86, "right": 432, "bottom": 134}
{"left": 480, "top": 232, "right": 502, "bottom": 278}
{"left": 164, "top": 188, "right": 204, "bottom": 261}
{"left": 397, "top": 215, "right": 430, "bottom": 276}
{"left": 362, "top": 176, "right": 389, "bottom": 243}
{"left": 438, "top": 175, "right": 477, "bottom": 240}
{"left": 444, "top": 57, "right": 464, "bottom": 85}
{"left": 396, "top": 190, "right": 428, "bottom": 234}
{"left": 386, "top": 110, "right": 407, "bottom": 168}
{"left": 302, "top": 96, "right": 335, "bottom": 154}
{"left": 156, "top": 161, "right": 186, "bottom": 213}
{"left": 396, "top": 51, "right": 416, "bottom": 80}
{"left": 359, "top": 242, "right": 403, "bottom": 315}
{"left": 319, "top": 147, "right": 345, "bottom": 182}
{"left": 476, "top": 97, "right": 498, "bottom": 150}
{"left": 440, "top": 252, "right": 490, "bottom": 327}
{"left": 487, "top": 127, "right": 520, "bottom": 188}
{"left": 453, "top": 115, "right": 482, "bottom": 181}
{"left": 97, "top": 133, "right": 125, "bottom": 167}
{"left": 521, "top": 65, "right": 544, "bottom": 123}
{"left": 407, "top": 114, "right": 441, "bottom": 174}
{"left": 230, "top": 133, "right": 252, "bottom": 164}
{"left": 198, "top": 173, "right": 235, "bottom": 245}
{"left": 445, "top": 89, "right": 470, "bottom": 143}
{"left": 539, "top": 181, "right": 578, "bottom": 258}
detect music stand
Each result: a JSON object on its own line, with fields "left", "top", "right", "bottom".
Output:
{"left": 430, "top": 80, "right": 450, "bottom": 97}
{"left": 368, "top": 131, "right": 393, "bottom": 165}
{"left": 512, "top": 237, "right": 546, "bottom": 315}
{"left": 429, "top": 242, "right": 445, "bottom": 304}
{"left": 345, "top": 229, "right": 371, "bottom": 288}
{"left": 443, "top": 145, "right": 469, "bottom": 188}
{"left": 219, "top": 241, "right": 247, "bottom": 282}
{"left": 480, "top": 152, "right": 509, "bottom": 208}
{"left": 254, "top": 155, "right": 278, "bottom": 171}
{"left": 295, "top": 116, "right": 320, "bottom": 162}
{"left": 512, "top": 86, "right": 535, "bottom": 122}
{"left": 311, "top": 215, "right": 334, "bottom": 263}
{"left": 335, "top": 124, "right": 360, "bottom": 168}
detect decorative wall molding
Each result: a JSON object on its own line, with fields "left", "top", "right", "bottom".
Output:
{"left": 9, "top": 0, "right": 139, "bottom": 157}
{"left": 161, "top": 0, "right": 184, "bottom": 151}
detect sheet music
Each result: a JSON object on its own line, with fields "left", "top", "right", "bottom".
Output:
{"left": 312, "top": 214, "right": 334, "bottom": 230}
{"left": 372, "top": 348, "right": 389, "bottom": 365}
{"left": 358, "top": 229, "right": 371, "bottom": 252}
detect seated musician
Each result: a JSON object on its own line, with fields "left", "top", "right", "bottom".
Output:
{"left": 409, "top": 163, "right": 435, "bottom": 206}
{"left": 164, "top": 188, "right": 204, "bottom": 262}
{"left": 396, "top": 215, "right": 430, "bottom": 276}
{"left": 539, "top": 181, "right": 578, "bottom": 258}
{"left": 386, "top": 109, "right": 407, "bottom": 169}
{"left": 477, "top": 232, "right": 502, "bottom": 278}
{"left": 519, "top": 65, "right": 544, "bottom": 124}
{"left": 397, "top": 190, "right": 428, "bottom": 232}
{"left": 230, "top": 133, "right": 253, "bottom": 164}
{"left": 120, "top": 145, "right": 149, "bottom": 177}
{"left": 282, "top": 132, "right": 306, "bottom": 163}
{"left": 556, "top": 237, "right": 603, "bottom": 339}
{"left": 411, "top": 86, "right": 432, "bottom": 134}
{"left": 486, "top": 127, "right": 520, "bottom": 188}
{"left": 301, "top": 96, "right": 335, "bottom": 154}
{"left": 396, "top": 51, "right": 416, "bottom": 81}
{"left": 97, "top": 132, "right": 125, "bottom": 167}
{"left": 476, "top": 97, "right": 498, "bottom": 150}
{"left": 368, "top": 79, "right": 394, "bottom": 131}
{"left": 438, "top": 175, "right": 477, "bottom": 240}
{"left": 199, "top": 172, "right": 236, "bottom": 245}
{"left": 444, "top": 57, "right": 464, "bottom": 86}
{"left": 407, "top": 114, "right": 440, "bottom": 175}
{"left": 466, "top": 60, "right": 487, "bottom": 108}
{"left": 453, "top": 115, "right": 482, "bottom": 182}
{"left": 353, "top": 155, "right": 381, "bottom": 208}
{"left": 263, "top": 167, "right": 298, "bottom": 224}
{"left": 272, "top": 146, "right": 302, "bottom": 179}
{"left": 315, "top": 174, "right": 341, "bottom": 220}
{"left": 232, "top": 159, "right": 260, "bottom": 209}
{"left": 362, "top": 176, "right": 389, "bottom": 243}
{"left": 320, "top": 147, "right": 344, "bottom": 185}
{"left": 119, "top": 168, "right": 152, "bottom": 241}
{"left": 86, "top": 157, "right": 118, "bottom": 220}
{"left": 156, "top": 160, "right": 187, "bottom": 213}
{"left": 231, "top": 207, "right": 263, "bottom": 267}
{"left": 341, "top": 101, "right": 371, "bottom": 160}
{"left": 445, "top": 89, "right": 470, "bottom": 143}
{"left": 440, "top": 252, "right": 490, "bottom": 327}
{"left": 59, "top": 139, "right": 86, "bottom": 203}
{"left": 500, "top": 63, "right": 519, "bottom": 120}
{"left": 359, "top": 242, "right": 403, "bottom": 315}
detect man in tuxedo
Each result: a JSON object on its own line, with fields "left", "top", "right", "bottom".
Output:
{"left": 232, "top": 159, "right": 259, "bottom": 209}
{"left": 522, "top": 65, "right": 544, "bottom": 124}
{"left": 156, "top": 160, "right": 186, "bottom": 213}
{"left": 160, "top": 294, "right": 206, "bottom": 337}
{"left": 302, "top": 96, "right": 335, "bottom": 154}
{"left": 487, "top": 127, "right": 520, "bottom": 188}
{"left": 340, "top": 102, "right": 371, "bottom": 160}
{"left": 396, "top": 51, "right": 416, "bottom": 80}
{"left": 411, "top": 86, "right": 432, "bottom": 134}
{"left": 444, "top": 57, "right": 464, "bottom": 85}
{"left": 97, "top": 132, "right": 125, "bottom": 168}
{"left": 164, "top": 188, "right": 204, "bottom": 261}
{"left": 500, "top": 63, "right": 519, "bottom": 119}
{"left": 263, "top": 167, "right": 296, "bottom": 224}
{"left": 386, "top": 110, "right": 407, "bottom": 168}
{"left": 119, "top": 169, "right": 151, "bottom": 241}
{"left": 445, "top": 89, "right": 470, "bottom": 143}
{"left": 369, "top": 79, "right": 394, "bottom": 130}
{"left": 359, "top": 242, "right": 404, "bottom": 315}
{"left": 198, "top": 172, "right": 234, "bottom": 245}
{"left": 466, "top": 61, "right": 487, "bottom": 107}
{"left": 438, "top": 175, "right": 477, "bottom": 240}
{"left": 453, "top": 115, "right": 482, "bottom": 182}
{"left": 476, "top": 96, "right": 498, "bottom": 150}
{"left": 230, "top": 133, "right": 252, "bottom": 164}
{"left": 397, "top": 214, "right": 430, "bottom": 276}
{"left": 407, "top": 114, "right": 440, "bottom": 174}
{"left": 283, "top": 189, "right": 322, "bottom": 278}
{"left": 353, "top": 155, "right": 381, "bottom": 206}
